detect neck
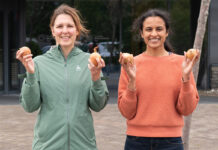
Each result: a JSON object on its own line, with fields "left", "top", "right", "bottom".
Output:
{"left": 145, "top": 47, "right": 169, "bottom": 57}
{"left": 61, "top": 45, "right": 74, "bottom": 59}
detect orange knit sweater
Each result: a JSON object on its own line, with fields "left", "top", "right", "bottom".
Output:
{"left": 118, "top": 53, "right": 199, "bottom": 137}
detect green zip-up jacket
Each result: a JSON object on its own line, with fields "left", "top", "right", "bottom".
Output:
{"left": 20, "top": 46, "right": 109, "bottom": 150}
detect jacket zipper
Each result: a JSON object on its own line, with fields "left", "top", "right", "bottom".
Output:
{"left": 64, "top": 59, "right": 70, "bottom": 150}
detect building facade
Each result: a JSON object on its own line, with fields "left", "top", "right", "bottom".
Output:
{"left": 207, "top": 0, "right": 218, "bottom": 89}
{"left": 0, "top": 0, "right": 217, "bottom": 94}
{"left": 0, "top": 0, "right": 26, "bottom": 94}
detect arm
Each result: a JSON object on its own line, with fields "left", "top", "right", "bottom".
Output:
{"left": 20, "top": 62, "right": 41, "bottom": 113}
{"left": 176, "top": 72, "right": 199, "bottom": 116}
{"left": 88, "top": 73, "right": 109, "bottom": 112}
{"left": 88, "top": 57, "right": 109, "bottom": 112}
{"left": 176, "top": 50, "right": 200, "bottom": 116}
{"left": 118, "top": 68, "right": 137, "bottom": 120}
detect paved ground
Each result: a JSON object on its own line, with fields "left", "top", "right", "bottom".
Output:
{"left": 0, "top": 72, "right": 218, "bottom": 150}
{"left": 0, "top": 101, "right": 218, "bottom": 150}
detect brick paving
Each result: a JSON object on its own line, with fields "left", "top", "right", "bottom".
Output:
{"left": 1, "top": 71, "right": 218, "bottom": 150}
{"left": 0, "top": 103, "right": 218, "bottom": 150}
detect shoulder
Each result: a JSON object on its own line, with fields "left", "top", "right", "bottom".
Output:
{"left": 33, "top": 54, "right": 45, "bottom": 62}
{"left": 33, "top": 47, "right": 56, "bottom": 63}
{"left": 134, "top": 53, "right": 144, "bottom": 62}
{"left": 170, "top": 53, "right": 184, "bottom": 62}
{"left": 77, "top": 47, "right": 90, "bottom": 58}
{"left": 73, "top": 47, "right": 91, "bottom": 65}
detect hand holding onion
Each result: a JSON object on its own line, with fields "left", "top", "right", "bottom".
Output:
{"left": 186, "top": 49, "right": 198, "bottom": 60}
{"left": 88, "top": 46, "right": 105, "bottom": 81}
{"left": 182, "top": 48, "right": 200, "bottom": 81}
{"left": 20, "top": 46, "right": 31, "bottom": 57}
{"left": 119, "top": 52, "right": 134, "bottom": 65}
{"left": 119, "top": 52, "right": 136, "bottom": 86}
{"left": 90, "top": 46, "right": 102, "bottom": 67}
{"left": 16, "top": 46, "right": 34, "bottom": 74}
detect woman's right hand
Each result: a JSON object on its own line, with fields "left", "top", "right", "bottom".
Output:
{"left": 119, "top": 52, "right": 136, "bottom": 91}
{"left": 16, "top": 49, "right": 35, "bottom": 74}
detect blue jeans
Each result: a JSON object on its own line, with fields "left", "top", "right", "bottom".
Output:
{"left": 124, "top": 136, "right": 184, "bottom": 150}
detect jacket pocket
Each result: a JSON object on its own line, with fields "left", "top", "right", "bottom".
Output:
{"left": 35, "top": 106, "right": 55, "bottom": 143}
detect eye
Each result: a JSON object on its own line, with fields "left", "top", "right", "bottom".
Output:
{"left": 67, "top": 23, "right": 75, "bottom": 28}
{"left": 156, "top": 27, "right": 163, "bottom": 31}
{"left": 145, "top": 27, "right": 152, "bottom": 32}
{"left": 68, "top": 25, "right": 73, "bottom": 28}
{"left": 56, "top": 25, "right": 63, "bottom": 28}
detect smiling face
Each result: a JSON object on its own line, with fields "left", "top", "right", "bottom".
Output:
{"left": 51, "top": 14, "right": 79, "bottom": 50}
{"left": 141, "top": 16, "right": 168, "bottom": 50}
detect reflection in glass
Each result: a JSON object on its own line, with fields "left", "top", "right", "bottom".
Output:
{"left": 8, "top": 11, "right": 19, "bottom": 90}
{"left": 0, "top": 11, "right": 3, "bottom": 90}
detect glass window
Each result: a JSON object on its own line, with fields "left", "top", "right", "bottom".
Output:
{"left": 0, "top": 11, "right": 3, "bottom": 90}
{"left": 8, "top": 11, "right": 19, "bottom": 90}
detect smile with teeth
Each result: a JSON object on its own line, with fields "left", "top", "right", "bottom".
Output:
{"left": 61, "top": 36, "right": 70, "bottom": 40}
{"left": 149, "top": 38, "right": 160, "bottom": 42}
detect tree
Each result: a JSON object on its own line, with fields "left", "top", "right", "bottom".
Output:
{"left": 170, "top": 0, "right": 191, "bottom": 54}
{"left": 26, "top": 1, "right": 54, "bottom": 40}
{"left": 182, "top": 0, "right": 211, "bottom": 150}
{"left": 101, "top": 0, "right": 120, "bottom": 65}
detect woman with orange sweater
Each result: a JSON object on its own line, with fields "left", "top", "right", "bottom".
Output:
{"left": 118, "top": 9, "right": 200, "bottom": 150}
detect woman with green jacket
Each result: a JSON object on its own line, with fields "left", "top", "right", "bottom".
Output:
{"left": 16, "top": 4, "right": 109, "bottom": 150}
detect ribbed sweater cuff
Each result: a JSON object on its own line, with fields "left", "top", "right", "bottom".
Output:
{"left": 126, "top": 125, "right": 183, "bottom": 137}
{"left": 125, "top": 89, "right": 136, "bottom": 100}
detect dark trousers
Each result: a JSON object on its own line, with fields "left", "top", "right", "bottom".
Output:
{"left": 124, "top": 136, "right": 184, "bottom": 150}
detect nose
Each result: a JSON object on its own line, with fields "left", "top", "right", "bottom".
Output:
{"left": 151, "top": 29, "right": 158, "bottom": 36}
{"left": 62, "top": 26, "right": 68, "bottom": 33}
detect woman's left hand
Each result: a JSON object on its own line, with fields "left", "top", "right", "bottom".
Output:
{"left": 88, "top": 58, "right": 105, "bottom": 81}
{"left": 182, "top": 49, "right": 200, "bottom": 81}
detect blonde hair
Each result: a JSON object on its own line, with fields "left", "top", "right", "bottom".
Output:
{"left": 50, "top": 4, "right": 89, "bottom": 37}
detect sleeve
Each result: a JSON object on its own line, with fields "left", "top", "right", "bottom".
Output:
{"left": 19, "top": 61, "right": 41, "bottom": 113}
{"left": 176, "top": 72, "right": 199, "bottom": 116}
{"left": 88, "top": 72, "right": 109, "bottom": 112}
{"left": 118, "top": 67, "right": 137, "bottom": 120}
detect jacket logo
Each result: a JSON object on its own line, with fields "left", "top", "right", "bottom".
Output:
{"left": 76, "top": 65, "right": 81, "bottom": 71}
